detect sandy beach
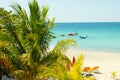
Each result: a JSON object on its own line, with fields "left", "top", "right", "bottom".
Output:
{"left": 66, "top": 48, "right": 120, "bottom": 80}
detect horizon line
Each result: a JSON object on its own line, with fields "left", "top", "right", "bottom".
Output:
{"left": 55, "top": 21, "right": 120, "bottom": 23}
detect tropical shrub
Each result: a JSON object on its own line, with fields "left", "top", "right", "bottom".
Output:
{"left": 0, "top": 0, "right": 96, "bottom": 80}
{"left": 0, "top": 0, "right": 77, "bottom": 80}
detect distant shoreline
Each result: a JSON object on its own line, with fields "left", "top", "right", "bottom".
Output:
{"left": 70, "top": 47, "right": 120, "bottom": 53}
{"left": 50, "top": 45, "right": 120, "bottom": 53}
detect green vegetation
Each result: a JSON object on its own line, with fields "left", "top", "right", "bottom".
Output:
{"left": 0, "top": 0, "right": 96, "bottom": 80}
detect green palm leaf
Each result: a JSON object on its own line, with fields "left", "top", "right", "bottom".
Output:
{"left": 0, "top": 0, "right": 86, "bottom": 80}
{"left": 52, "top": 38, "right": 77, "bottom": 54}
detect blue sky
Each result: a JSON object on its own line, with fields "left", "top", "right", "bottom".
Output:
{"left": 0, "top": 0, "right": 120, "bottom": 22}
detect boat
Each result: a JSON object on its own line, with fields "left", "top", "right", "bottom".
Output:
{"left": 68, "top": 32, "right": 78, "bottom": 36}
{"left": 79, "top": 35, "right": 88, "bottom": 39}
{"left": 68, "top": 33, "right": 74, "bottom": 36}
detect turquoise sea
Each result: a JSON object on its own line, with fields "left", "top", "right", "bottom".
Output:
{"left": 50, "top": 22, "right": 120, "bottom": 52}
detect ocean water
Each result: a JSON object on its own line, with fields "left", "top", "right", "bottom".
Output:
{"left": 50, "top": 22, "right": 120, "bottom": 52}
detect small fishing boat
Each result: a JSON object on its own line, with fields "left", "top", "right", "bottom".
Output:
{"left": 68, "top": 33, "right": 74, "bottom": 36}
{"left": 79, "top": 35, "right": 88, "bottom": 39}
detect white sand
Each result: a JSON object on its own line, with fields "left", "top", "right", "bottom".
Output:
{"left": 66, "top": 48, "right": 120, "bottom": 80}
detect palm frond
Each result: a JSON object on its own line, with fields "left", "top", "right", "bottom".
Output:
{"left": 10, "top": 3, "right": 28, "bottom": 20}
{"left": 42, "top": 6, "right": 49, "bottom": 20}
{"left": 39, "top": 52, "right": 59, "bottom": 66}
{"left": 52, "top": 38, "right": 77, "bottom": 54}
{"left": 50, "top": 18, "right": 55, "bottom": 28}
{"left": 29, "top": 0, "right": 40, "bottom": 26}
{"left": 69, "top": 54, "right": 84, "bottom": 80}
{"left": 34, "top": 65, "right": 58, "bottom": 80}
{"left": 40, "top": 38, "right": 76, "bottom": 67}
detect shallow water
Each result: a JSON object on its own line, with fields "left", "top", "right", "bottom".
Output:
{"left": 50, "top": 22, "right": 120, "bottom": 52}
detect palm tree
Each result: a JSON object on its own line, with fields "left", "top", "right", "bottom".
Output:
{"left": 0, "top": 7, "right": 17, "bottom": 79}
{"left": 0, "top": 0, "right": 79, "bottom": 80}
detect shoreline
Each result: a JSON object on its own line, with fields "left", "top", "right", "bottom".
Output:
{"left": 66, "top": 48, "right": 120, "bottom": 59}
{"left": 66, "top": 48, "right": 120, "bottom": 80}
{"left": 50, "top": 45, "right": 120, "bottom": 53}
